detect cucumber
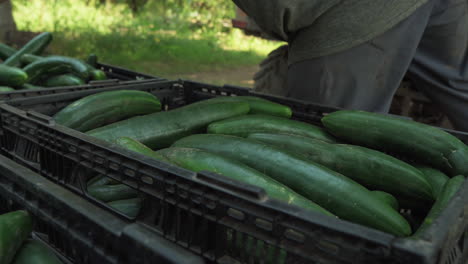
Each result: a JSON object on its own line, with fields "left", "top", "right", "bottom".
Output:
{"left": 87, "top": 100, "right": 250, "bottom": 149}
{"left": 108, "top": 198, "right": 143, "bottom": 218}
{"left": 87, "top": 174, "right": 119, "bottom": 188}
{"left": 322, "top": 110, "right": 468, "bottom": 176}
{"left": 158, "top": 147, "right": 334, "bottom": 217}
{"left": 54, "top": 90, "right": 162, "bottom": 132}
{"left": 24, "top": 56, "right": 90, "bottom": 84}
{"left": 0, "top": 65, "right": 28, "bottom": 87}
{"left": 416, "top": 166, "right": 450, "bottom": 199}
{"left": 247, "top": 133, "right": 434, "bottom": 201}
{"left": 20, "top": 53, "right": 41, "bottom": 65}
{"left": 12, "top": 239, "right": 62, "bottom": 264}
{"left": 90, "top": 69, "right": 107, "bottom": 80}
{"left": 173, "top": 134, "right": 411, "bottom": 236}
{"left": 372, "top": 191, "right": 399, "bottom": 211}
{"left": 44, "top": 74, "right": 85, "bottom": 87}
{"left": 0, "top": 86, "right": 15, "bottom": 91}
{"left": 413, "top": 175, "right": 465, "bottom": 237}
{"left": 198, "top": 96, "right": 292, "bottom": 118}
{"left": 114, "top": 137, "right": 172, "bottom": 163}
{"left": 0, "top": 210, "right": 33, "bottom": 264}
{"left": 4, "top": 32, "right": 52, "bottom": 67}
{"left": 0, "top": 43, "right": 16, "bottom": 60}
{"left": 21, "top": 83, "right": 44, "bottom": 90}
{"left": 87, "top": 184, "right": 139, "bottom": 202}
{"left": 208, "top": 114, "right": 336, "bottom": 143}
{"left": 86, "top": 54, "right": 98, "bottom": 67}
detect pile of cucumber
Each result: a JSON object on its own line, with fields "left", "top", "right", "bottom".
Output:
{"left": 0, "top": 210, "right": 63, "bottom": 264}
{"left": 52, "top": 90, "right": 468, "bottom": 237}
{"left": 0, "top": 32, "right": 106, "bottom": 91}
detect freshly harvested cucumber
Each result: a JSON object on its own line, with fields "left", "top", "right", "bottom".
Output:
{"left": 0, "top": 86, "right": 15, "bottom": 91}
{"left": 0, "top": 64, "right": 28, "bottom": 87}
{"left": 416, "top": 166, "right": 450, "bottom": 199}
{"left": 173, "top": 134, "right": 411, "bottom": 236}
{"left": 107, "top": 198, "right": 143, "bottom": 218}
{"left": 4, "top": 32, "right": 52, "bottom": 67}
{"left": 0, "top": 210, "right": 33, "bottom": 264}
{"left": 248, "top": 133, "right": 433, "bottom": 201}
{"left": 158, "top": 147, "right": 334, "bottom": 216}
{"left": 24, "top": 56, "right": 90, "bottom": 84}
{"left": 87, "top": 184, "right": 139, "bottom": 202}
{"left": 54, "top": 90, "right": 162, "bottom": 132}
{"left": 208, "top": 114, "right": 336, "bottom": 143}
{"left": 413, "top": 175, "right": 465, "bottom": 237}
{"left": 87, "top": 175, "right": 119, "bottom": 188}
{"left": 114, "top": 137, "right": 172, "bottom": 163}
{"left": 322, "top": 110, "right": 468, "bottom": 176}
{"left": 87, "top": 100, "right": 250, "bottom": 149}
{"left": 372, "top": 191, "right": 399, "bottom": 211}
{"left": 197, "top": 96, "right": 292, "bottom": 118}
{"left": 44, "top": 74, "right": 85, "bottom": 87}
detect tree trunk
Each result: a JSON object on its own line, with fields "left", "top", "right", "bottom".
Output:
{"left": 0, "top": 0, "right": 17, "bottom": 42}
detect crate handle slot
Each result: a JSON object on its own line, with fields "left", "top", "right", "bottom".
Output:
{"left": 196, "top": 171, "right": 267, "bottom": 201}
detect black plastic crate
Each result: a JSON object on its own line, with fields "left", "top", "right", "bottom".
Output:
{"left": 0, "top": 154, "right": 204, "bottom": 264}
{"left": 0, "top": 80, "right": 466, "bottom": 264}
{"left": 0, "top": 63, "right": 165, "bottom": 102}
{"left": 96, "top": 63, "right": 159, "bottom": 81}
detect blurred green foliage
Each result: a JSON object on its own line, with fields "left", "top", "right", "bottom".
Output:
{"left": 11, "top": 0, "right": 281, "bottom": 81}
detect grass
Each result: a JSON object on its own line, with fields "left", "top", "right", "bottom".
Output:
{"left": 11, "top": 0, "right": 282, "bottom": 81}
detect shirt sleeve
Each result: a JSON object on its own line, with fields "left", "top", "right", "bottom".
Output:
{"left": 232, "top": 0, "right": 341, "bottom": 42}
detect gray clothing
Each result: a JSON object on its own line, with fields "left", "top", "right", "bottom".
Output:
{"left": 287, "top": 0, "right": 468, "bottom": 131}
{"left": 233, "top": 0, "right": 428, "bottom": 64}
{"left": 0, "top": 0, "right": 16, "bottom": 42}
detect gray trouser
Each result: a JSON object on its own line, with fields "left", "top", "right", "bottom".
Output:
{"left": 287, "top": 0, "right": 468, "bottom": 131}
{"left": 0, "top": 1, "right": 16, "bottom": 41}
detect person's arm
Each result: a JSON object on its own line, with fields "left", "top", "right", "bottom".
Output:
{"left": 232, "top": 0, "right": 340, "bottom": 41}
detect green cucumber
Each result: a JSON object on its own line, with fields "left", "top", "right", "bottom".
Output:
{"left": 0, "top": 210, "right": 33, "bottom": 264}
{"left": 12, "top": 239, "right": 62, "bottom": 264}
{"left": 372, "top": 191, "right": 399, "bottom": 211}
{"left": 87, "top": 100, "right": 250, "bottom": 149}
{"left": 198, "top": 96, "right": 292, "bottom": 118}
{"left": 90, "top": 69, "right": 107, "bottom": 80}
{"left": 416, "top": 166, "right": 450, "bottom": 199}
{"left": 24, "top": 56, "right": 90, "bottom": 84}
{"left": 21, "top": 83, "right": 44, "bottom": 90}
{"left": 247, "top": 133, "right": 433, "bottom": 201}
{"left": 0, "top": 65, "right": 28, "bottom": 87}
{"left": 173, "top": 134, "right": 411, "bottom": 236}
{"left": 86, "top": 54, "right": 98, "bottom": 67}
{"left": 87, "top": 184, "right": 139, "bottom": 202}
{"left": 87, "top": 175, "right": 119, "bottom": 188}
{"left": 0, "top": 43, "right": 16, "bottom": 60}
{"left": 0, "top": 86, "right": 15, "bottom": 91}
{"left": 20, "top": 53, "right": 41, "bottom": 65}
{"left": 4, "top": 32, "right": 52, "bottom": 67}
{"left": 413, "top": 175, "right": 465, "bottom": 237}
{"left": 54, "top": 90, "right": 162, "bottom": 132}
{"left": 114, "top": 137, "right": 172, "bottom": 163}
{"left": 108, "top": 198, "right": 143, "bottom": 218}
{"left": 44, "top": 74, "right": 85, "bottom": 87}
{"left": 322, "top": 110, "right": 468, "bottom": 176}
{"left": 207, "top": 114, "right": 336, "bottom": 143}
{"left": 158, "top": 147, "right": 334, "bottom": 217}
